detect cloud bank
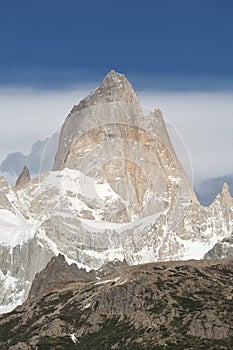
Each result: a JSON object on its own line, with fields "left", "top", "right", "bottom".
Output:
{"left": 0, "top": 85, "right": 94, "bottom": 160}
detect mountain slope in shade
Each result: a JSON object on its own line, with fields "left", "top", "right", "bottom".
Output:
{"left": 0, "top": 258, "right": 232, "bottom": 349}
{"left": 0, "top": 71, "right": 233, "bottom": 313}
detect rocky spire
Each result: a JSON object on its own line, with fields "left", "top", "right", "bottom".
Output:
{"left": 221, "top": 182, "right": 232, "bottom": 203}
{"left": 214, "top": 182, "right": 233, "bottom": 206}
{"left": 15, "top": 166, "right": 31, "bottom": 188}
{"left": 222, "top": 182, "right": 231, "bottom": 194}
{"left": 53, "top": 70, "right": 141, "bottom": 171}
{"left": 75, "top": 70, "right": 140, "bottom": 111}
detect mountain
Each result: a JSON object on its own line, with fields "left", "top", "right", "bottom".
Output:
{"left": 0, "top": 256, "right": 232, "bottom": 349}
{"left": 0, "top": 132, "right": 59, "bottom": 185}
{"left": 0, "top": 70, "right": 233, "bottom": 313}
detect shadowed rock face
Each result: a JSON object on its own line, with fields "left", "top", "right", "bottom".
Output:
{"left": 28, "top": 254, "right": 129, "bottom": 300}
{"left": 0, "top": 259, "right": 232, "bottom": 349}
{"left": 15, "top": 166, "right": 31, "bottom": 188}
{"left": 28, "top": 254, "right": 96, "bottom": 300}
{"left": 205, "top": 237, "right": 233, "bottom": 259}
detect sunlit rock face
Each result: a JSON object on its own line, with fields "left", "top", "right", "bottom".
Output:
{"left": 53, "top": 70, "right": 196, "bottom": 223}
{"left": 0, "top": 71, "right": 233, "bottom": 312}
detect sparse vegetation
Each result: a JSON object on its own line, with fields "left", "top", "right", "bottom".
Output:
{"left": 0, "top": 260, "right": 232, "bottom": 349}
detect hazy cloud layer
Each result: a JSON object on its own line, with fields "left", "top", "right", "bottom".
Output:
{"left": 0, "top": 86, "right": 94, "bottom": 160}
{"left": 0, "top": 133, "right": 59, "bottom": 185}
{"left": 0, "top": 85, "right": 232, "bottom": 188}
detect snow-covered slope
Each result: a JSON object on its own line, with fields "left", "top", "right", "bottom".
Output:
{"left": 0, "top": 71, "right": 232, "bottom": 313}
{"left": 0, "top": 168, "right": 232, "bottom": 313}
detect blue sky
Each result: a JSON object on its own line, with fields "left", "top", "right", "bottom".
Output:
{"left": 0, "top": 0, "right": 233, "bottom": 89}
{"left": 0, "top": 0, "right": 233, "bottom": 187}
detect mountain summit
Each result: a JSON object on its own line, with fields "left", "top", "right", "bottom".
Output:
{"left": 77, "top": 70, "right": 140, "bottom": 110}
{"left": 15, "top": 166, "right": 31, "bottom": 188}
{"left": 53, "top": 70, "right": 140, "bottom": 171}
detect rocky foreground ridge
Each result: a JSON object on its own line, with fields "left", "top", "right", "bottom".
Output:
{"left": 0, "top": 70, "right": 233, "bottom": 312}
{"left": 0, "top": 256, "right": 232, "bottom": 349}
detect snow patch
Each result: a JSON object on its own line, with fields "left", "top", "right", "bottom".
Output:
{"left": 176, "top": 235, "right": 217, "bottom": 260}
{"left": 70, "top": 333, "right": 78, "bottom": 344}
{"left": 84, "top": 302, "right": 91, "bottom": 309}
{"left": 0, "top": 209, "right": 38, "bottom": 247}
{"left": 94, "top": 276, "right": 120, "bottom": 286}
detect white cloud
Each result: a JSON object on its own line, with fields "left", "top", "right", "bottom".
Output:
{"left": 0, "top": 85, "right": 232, "bottom": 186}
{"left": 0, "top": 85, "right": 94, "bottom": 159}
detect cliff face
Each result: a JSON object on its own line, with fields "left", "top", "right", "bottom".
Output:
{"left": 0, "top": 71, "right": 233, "bottom": 313}
{"left": 0, "top": 258, "right": 232, "bottom": 349}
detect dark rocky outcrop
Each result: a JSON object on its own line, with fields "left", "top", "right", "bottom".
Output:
{"left": 204, "top": 236, "right": 233, "bottom": 260}
{"left": 28, "top": 254, "right": 96, "bottom": 300}
{"left": 96, "top": 258, "right": 129, "bottom": 277}
{"left": 0, "top": 259, "right": 232, "bottom": 349}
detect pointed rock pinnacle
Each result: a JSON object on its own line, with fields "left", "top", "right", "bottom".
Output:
{"left": 75, "top": 70, "right": 140, "bottom": 111}
{"left": 15, "top": 166, "right": 31, "bottom": 188}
